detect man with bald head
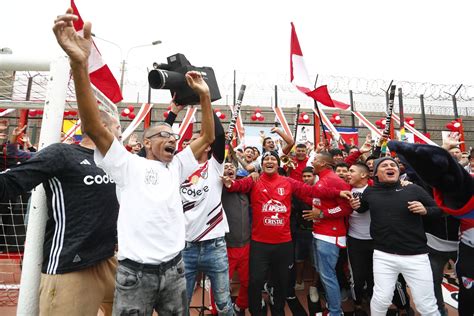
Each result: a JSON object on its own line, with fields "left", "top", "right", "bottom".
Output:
{"left": 53, "top": 8, "right": 215, "bottom": 315}
{"left": 303, "top": 152, "right": 352, "bottom": 316}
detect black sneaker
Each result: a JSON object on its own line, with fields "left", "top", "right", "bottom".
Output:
{"left": 354, "top": 307, "right": 368, "bottom": 316}
{"left": 287, "top": 297, "right": 308, "bottom": 316}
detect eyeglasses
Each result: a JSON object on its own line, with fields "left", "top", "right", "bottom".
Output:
{"left": 147, "top": 131, "right": 181, "bottom": 141}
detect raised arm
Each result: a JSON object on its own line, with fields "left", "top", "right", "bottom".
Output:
{"left": 287, "top": 177, "right": 343, "bottom": 200}
{"left": 271, "top": 127, "right": 294, "bottom": 155}
{"left": 211, "top": 112, "right": 225, "bottom": 163}
{"left": 187, "top": 72, "right": 215, "bottom": 160}
{"left": 53, "top": 8, "right": 114, "bottom": 156}
{"left": 221, "top": 175, "right": 254, "bottom": 194}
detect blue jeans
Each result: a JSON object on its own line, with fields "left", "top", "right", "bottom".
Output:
{"left": 182, "top": 237, "right": 233, "bottom": 315}
{"left": 312, "top": 238, "right": 342, "bottom": 316}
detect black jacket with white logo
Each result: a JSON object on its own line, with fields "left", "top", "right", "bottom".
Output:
{"left": 0, "top": 143, "right": 118, "bottom": 274}
{"left": 356, "top": 181, "right": 441, "bottom": 255}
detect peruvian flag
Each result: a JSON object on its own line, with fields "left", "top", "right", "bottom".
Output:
{"left": 71, "top": 0, "right": 123, "bottom": 103}
{"left": 290, "top": 23, "right": 349, "bottom": 110}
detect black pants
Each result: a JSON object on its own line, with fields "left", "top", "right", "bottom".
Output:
{"left": 428, "top": 246, "right": 458, "bottom": 312}
{"left": 249, "top": 240, "right": 293, "bottom": 316}
{"left": 457, "top": 242, "right": 474, "bottom": 316}
{"left": 347, "top": 236, "right": 374, "bottom": 305}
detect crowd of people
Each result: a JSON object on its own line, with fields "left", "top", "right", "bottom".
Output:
{"left": 0, "top": 7, "right": 472, "bottom": 316}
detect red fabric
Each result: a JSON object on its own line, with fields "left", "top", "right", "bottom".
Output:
{"left": 344, "top": 150, "right": 362, "bottom": 166}
{"left": 310, "top": 169, "right": 352, "bottom": 237}
{"left": 228, "top": 173, "right": 341, "bottom": 244}
{"left": 71, "top": 0, "right": 123, "bottom": 104}
{"left": 228, "top": 244, "right": 249, "bottom": 308}
{"left": 209, "top": 244, "right": 250, "bottom": 312}
{"left": 228, "top": 174, "right": 293, "bottom": 243}
{"left": 88, "top": 66, "right": 123, "bottom": 104}
{"left": 433, "top": 189, "right": 474, "bottom": 218}
{"left": 178, "top": 122, "right": 193, "bottom": 151}
{"left": 286, "top": 156, "right": 309, "bottom": 181}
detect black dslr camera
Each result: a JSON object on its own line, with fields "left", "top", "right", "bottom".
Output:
{"left": 148, "top": 53, "right": 221, "bottom": 105}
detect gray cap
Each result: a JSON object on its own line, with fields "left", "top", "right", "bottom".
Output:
{"left": 373, "top": 156, "right": 399, "bottom": 177}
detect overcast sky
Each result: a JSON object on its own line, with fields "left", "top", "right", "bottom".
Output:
{"left": 2, "top": 0, "right": 474, "bottom": 107}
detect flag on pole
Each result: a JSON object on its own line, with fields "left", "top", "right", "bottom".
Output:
{"left": 391, "top": 113, "right": 438, "bottom": 146}
{"left": 71, "top": 0, "right": 123, "bottom": 104}
{"left": 121, "top": 103, "right": 154, "bottom": 141}
{"left": 290, "top": 23, "right": 350, "bottom": 110}
{"left": 352, "top": 111, "right": 383, "bottom": 138}
{"left": 178, "top": 107, "right": 197, "bottom": 150}
{"left": 312, "top": 107, "right": 340, "bottom": 140}
{"left": 271, "top": 104, "right": 293, "bottom": 138}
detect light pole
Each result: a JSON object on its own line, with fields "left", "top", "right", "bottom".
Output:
{"left": 120, "top": 41, "right": 162, "bottom": 93}
{"left": 92, "top": 34, "right": 161, "bottom": 93}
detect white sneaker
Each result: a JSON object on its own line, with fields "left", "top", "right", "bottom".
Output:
{"left": 294, "top": 282, "right": 305, "bottom": 291}
{"left": 309, "top": 286, "right": 319, "bottom": 303}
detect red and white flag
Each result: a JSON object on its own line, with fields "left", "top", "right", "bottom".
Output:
{"left": 272, "top": 104, "right": 293, "bottom": 138}
{"left": 71, "top": 0, "right": 123, "bottom": 104}
{"left": 178, "top": 107, "right": 197, "bottom": 150}
{"left": 290, "top": 23, "right": 349, "bottom": 110}
{"left": 391, "top": 113, "right": 438, "bottom": 146}
{"left": 121, "top": 103, "right": 154, "bottom": 140}
{"left": 312, "top": 107, "right": 340, "bottom": 140}
{"left": 352, "top": 111, "right": 383, "bottom": 137}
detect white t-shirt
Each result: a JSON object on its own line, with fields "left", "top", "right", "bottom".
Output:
{"left": 181, "top": 156, "right": 229, "bottom": 241}
{"left": 95, "top": 139, "right": 199, "bottom": 264}
{"left": 348, "top": 185, "right": 372, "bottom": 240}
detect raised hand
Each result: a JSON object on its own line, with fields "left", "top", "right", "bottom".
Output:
{"left": 185, "top": 71, "right": 210, "bottom": 97}
{"left": 442, "top": 132, "right": 463, "bottom": 151}
{"left": 52, "top": 7, "right": 92, "bottom": 66}
{"left": 359, "top": 139, "right": 372, "bottom": 154}
{"left": 169, "top": 93, "right": 184, "bottom": 114}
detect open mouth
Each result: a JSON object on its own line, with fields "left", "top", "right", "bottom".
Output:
{"left": 386, "top": 170, "right": 396, "bottom": 176}
{"left": 164, "top": 146, "right": 176, "bottom": 154}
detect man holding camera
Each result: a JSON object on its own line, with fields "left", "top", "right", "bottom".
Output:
{"left": 53, "top": 8, "right": 215, "bottom": 315}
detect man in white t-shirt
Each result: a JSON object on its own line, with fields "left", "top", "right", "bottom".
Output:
{"left": 53, "top": 10, "right": 215, "bottom": 315}
{"left": 346, "top": 163, "right": 371, "bottom": 316}
{"left": 180, "top": 116, "right": 233, "bottom": 314}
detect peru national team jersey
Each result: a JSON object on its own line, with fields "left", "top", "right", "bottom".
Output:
{"left": 181, "top": 157, "right": 229, "bottom": 242}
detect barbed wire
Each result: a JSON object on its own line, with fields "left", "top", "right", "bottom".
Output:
{"left": 1, "top": 71, "right": 473, "bottom": 117}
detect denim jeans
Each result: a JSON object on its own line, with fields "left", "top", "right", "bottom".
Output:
{"left": 312, "top": 238, "right": 342, "bottom": 316}
{"left": 182, "top": 237, "right": 233, "bottom": 315}
{"left": 112, "top": 254, "right": 187, "bottom": 316}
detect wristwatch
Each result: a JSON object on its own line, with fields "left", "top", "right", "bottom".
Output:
{"left": 318, "top": 211, "right": 324, "bottom": 219}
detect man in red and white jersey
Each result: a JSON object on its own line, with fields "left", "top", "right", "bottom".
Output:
{"left": 180, "top": 113, "right": 233, "bottom": 315}
{"left": 302, "top": 152, "right": 352, "bottom": 316}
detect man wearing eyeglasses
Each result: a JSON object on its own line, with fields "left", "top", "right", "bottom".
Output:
{"left": 53, "top": 9, "right": 215, "bottom": 315}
